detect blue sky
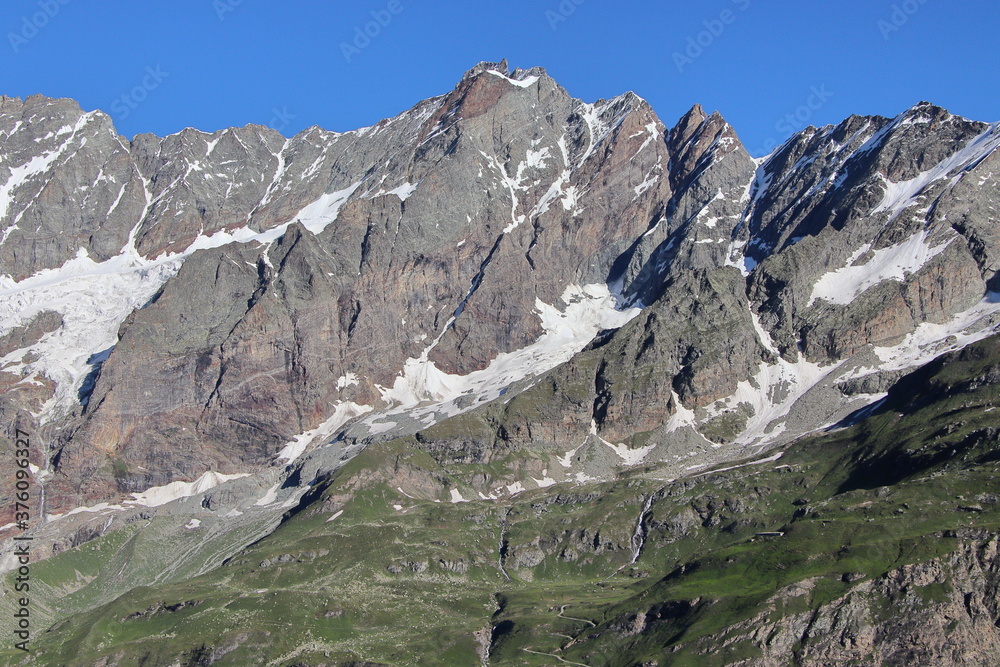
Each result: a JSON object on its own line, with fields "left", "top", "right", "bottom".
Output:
{"left": 0, "top": 0, "right": 996, "bottom": 156}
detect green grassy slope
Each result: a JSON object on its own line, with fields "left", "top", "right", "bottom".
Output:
{"left": 4, "top": 336, "right": 1000, "bottom": 666}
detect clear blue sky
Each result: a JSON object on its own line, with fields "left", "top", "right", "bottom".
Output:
{"left": 0, "top": 0, "right": 996, "bottom": 156}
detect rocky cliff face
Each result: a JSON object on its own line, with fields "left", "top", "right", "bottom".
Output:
{"left": 2, "top": 61, "right": 999, "bottom": 517}
{"left": 713, "top": 532, "right": 1000, "bottom": 666}
{"left": 1, "top": 60, "right": 682, "bottom": 511}
{"left": 351, "top": 102, "right": 1000, "bottom": 500}
{"left": 0, "top": 62, "right": 1000, "bottom": 665}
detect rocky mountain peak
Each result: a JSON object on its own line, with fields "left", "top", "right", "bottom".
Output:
{"left": 510, "top": 65, "right": 547, "bottom": 80}
{"left": 669, "top": 103, "right": 709, "bottom": 142}
{"left": 461, "top": 58, "right": 512, "bottom": 80}
{"left": 905, "top": 99, "right": 953, "bottom": 122}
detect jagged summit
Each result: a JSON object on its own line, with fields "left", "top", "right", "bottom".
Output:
{"left": 461, "top": 59, "right": 547, "bottom": 81}
{"left": 462, "top": 58, "right": 512, "bottom": 78}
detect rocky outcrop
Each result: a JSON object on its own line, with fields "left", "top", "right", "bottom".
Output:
{"left": 679, "top": 532, "right": 1000, "bottom": 666}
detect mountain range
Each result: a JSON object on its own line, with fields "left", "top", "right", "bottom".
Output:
{"left": 1, "top": 60, "right": 999, "bottom": 665}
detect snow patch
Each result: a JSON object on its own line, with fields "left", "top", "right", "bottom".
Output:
{"left": 1, "top": 170, "right": 367, "bottom": 423}
{"left": 750, "top": 309, "right": 780, "bottom": 356}
{"left": 336, "top": 372, "right": 360, "bottom": 390}
{"left": 633, "top": 170, "right": 660, "bottom": 197}
{"left": 664, "top": 391, "right": 697, "bottom": 434}
{"left": 532, "top": 476, "right": 557, "bottom": 488}
{"left": 688, "top": 451, "right": 785, "bottom": 477}
{"left": 809, "top": 230, "right": 954, "bottom": 307}
{"left": 556, "top": 444, "right": 583, "bottom": 468}
{"left": 603, "top": 440, "right": 657, "bottom": 466}
{"left": 588, "top": 419, "right": 656, "bottom": 466}
{"left": 704, "top": 355, "right": 843, "bottom": 448}
{"left": 635, "top": 122, "right": 661, "bottom": 156}
{"left": 869, "top": 292, "right": 1000, "bottom": 372}
{"left": 524, "top": 146, "right": 552, "bottom": 170}
{"left": 275, "top": 401, "right": 372, "bottom": 463}
{"left": 486, "top": 70, "right": 539, "bottom": 88}
{"left": 577, "top": 98, "right": 630, "bottom": 167}
{"left": 128, "top": 471, "right": 251, "bottom": 508}
{"left": 872, "top": 123, "right": 1000, "bottom": 220}
{"left": 382, "top": 182, "right": 419, "bottom": 201}
{"left": 0, "top": 250, "right": 183, "bottom": 422}
{"left": 367, "top": 284, "right": 641, "bottom": 434}
{"left": 292, "top": 181, "right": 362, "bottom": 234}
{"left": 254, "top": 483, "right": 280, "bottom": 507}
{"left": 45, "top": 502, "right": 125, "bottom": 522}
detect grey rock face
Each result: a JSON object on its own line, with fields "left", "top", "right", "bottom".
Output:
{"left": 389, "top": 103, "right": 1000, "bottom": 493}
{"left": 743, "top": 103, "right": 1000, "bottom": 361}
{"left": 0, "top": 65, "right": 998, "bottom": 523}
{"left": 5, "top": 62, "right": 694, "bottom": 510}
{"left": 0, "top": 95, "right": 137, "bottom": 279}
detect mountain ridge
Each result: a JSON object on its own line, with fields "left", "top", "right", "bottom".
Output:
{"left": 1, "top": 61, "right": 997, "bottom": 514}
